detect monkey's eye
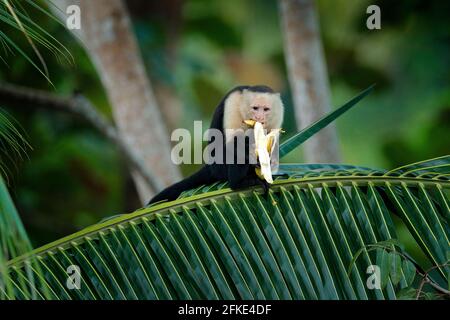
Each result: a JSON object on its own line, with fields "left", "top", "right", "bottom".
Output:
{"left": 264, "top": 107, "right": 270, "bottom": 112}
{"left": 252, "top": 106, "right": 259, "bottom": 111}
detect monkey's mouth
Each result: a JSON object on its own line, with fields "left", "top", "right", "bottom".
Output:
{"left": 243, "top": 119, "right": 267, "bottom": 128}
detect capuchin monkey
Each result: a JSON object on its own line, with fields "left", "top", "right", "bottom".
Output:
{"left": 147, "top": 85, "right": 284, "bottom": 205}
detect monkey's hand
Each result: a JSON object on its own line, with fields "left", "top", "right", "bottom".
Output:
{"left": 257, "top": 178, "right": 270, "bottom": 200}
{"left": 229, "top": 170, "right": 270, "bottom": 199}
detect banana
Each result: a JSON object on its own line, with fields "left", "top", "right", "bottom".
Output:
{"left": 243, "top": 119, "right": 282, "bottom": 184}
{"left": 243, "top": 119, "right": 257, "bottom": 127}
{"left": 253, "top": 122, "right": 282, "bottom": 184}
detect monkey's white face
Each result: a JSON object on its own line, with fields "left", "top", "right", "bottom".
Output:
{"left": 242, "top": 91, "right": 283, "bottom": 130}
{"left": 249, "top": 98, "right": 272, "bottom": 126}
{"left": 223, "top": 89, "right": 284, "bottom": 141}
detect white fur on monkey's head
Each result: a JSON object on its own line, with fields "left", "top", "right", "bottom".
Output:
{"left": 223, "top": 87, "right": 284, "bottom": 139}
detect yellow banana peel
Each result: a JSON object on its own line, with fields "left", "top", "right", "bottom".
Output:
{"left": 243, "top": 119, "right": 257, "bottom": 127}
{"left": 253, "top": 121, "right": 281, "bottom": 184}
{"left": 243, "top": 119, "right": 282, "bottom": 184}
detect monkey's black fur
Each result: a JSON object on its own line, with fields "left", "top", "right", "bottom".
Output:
{"left": 147, "top": 85, "right": 273, "bottom": 206}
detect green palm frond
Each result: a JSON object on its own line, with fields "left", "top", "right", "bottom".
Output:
{"left": 0, "top": 109, "right": 32, "bottom": 181}
{"left": 4, "top": 157, "right": 449, "bottom": 300}
{"left": 0, "top": 175, "right": 35, "bottom": 299}
{"left": 0, "top": 109, "right": 31, "bottom": 182}
{"left": 0, "top": 0, "right": 73, "bottom": 84}
{"left": 386, "top": 155, "right": 450, "bottom": 178}
{"left": 0, "top": 111, "right": 51, "bottom": 300}
{"left": 279, "top": 85, "right": 375, "bottom": 158}
{"left": 0, "top": 175, "right": 31, "bottom": 259}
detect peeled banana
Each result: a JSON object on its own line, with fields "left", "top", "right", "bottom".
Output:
{"left": 244, "top": 119, "right": 281, "bottom": 184}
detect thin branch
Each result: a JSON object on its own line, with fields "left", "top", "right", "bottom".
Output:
{"left": 415, "top": 277, "right": 428, "bottom": 300}
{"left": 379, "top": 248, "right": 450, "bottom": 298}
{"left": 0, "top": 82, "right": 162, "bottom": 193}
{"left": 415, "top": 263, "right": 450, "bottom": 299}
{"left": 351, "top": 243, "right": 450, "bottom": 298}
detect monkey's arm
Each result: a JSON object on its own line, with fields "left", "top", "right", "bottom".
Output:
{"left": 227, "top": 163, "right": 270, "bottom": 194}
{"left": 226, "top": 135, "right": 270, "bottom": 194}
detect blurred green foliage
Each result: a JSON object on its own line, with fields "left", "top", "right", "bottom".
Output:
{"left": 0, "top": 0, "right": 448, "bottom": 254}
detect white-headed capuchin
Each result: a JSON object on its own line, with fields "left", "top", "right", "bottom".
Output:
{"left": 147, "top": 85, "right": 284, "bottom": 205}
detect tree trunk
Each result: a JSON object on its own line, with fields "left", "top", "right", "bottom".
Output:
{"left": 52, "top": 0, "right": 181, "bottom": 204}
{"left": 127, "top": 0, "right": 184, "bottom": 131}
{"left": 279, "top": 0, "right": 341, "bottom": 163}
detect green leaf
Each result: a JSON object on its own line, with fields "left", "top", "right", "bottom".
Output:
{"left": 421, "top": 291, "right": 439, "bottom": 300}
{"left": 369, "top": 239, "right": 405, "bottom": 252}
{"left": 0, "top": 170, "right": 31, "bottom": 261}
{"left": 347, "top": 247, "right": 366, "bottom": 276}
{"left": 376, "top": 248, "right": 391, "bottom": 289}
{"left": 396, "top": 287, "right": 417, "bottom": 300}
{"left": 278, "top": 163, "right": 378, "bottom": 173}
{"left": 0, "top": 0, "right": 73, "bottom": 84}
{"left": 401, "top": 259, "right": 416, "bottom": 287}
{"left": 279, "top": 85, "right": 375, "bottom": 158}
{"left": 386, "top": 182, "right": 450, "bottom": 280}
{"left": 0, "top": 110, "right": 32, "bottom": 181}
{"left": 386, "top": 155, "right": 450, "bottom": 177}
{"left": 389, "top": 252, "right": 402, "bottom": 286}
{"left": 446, "top": 250, "right": 450, "bottom": 291}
